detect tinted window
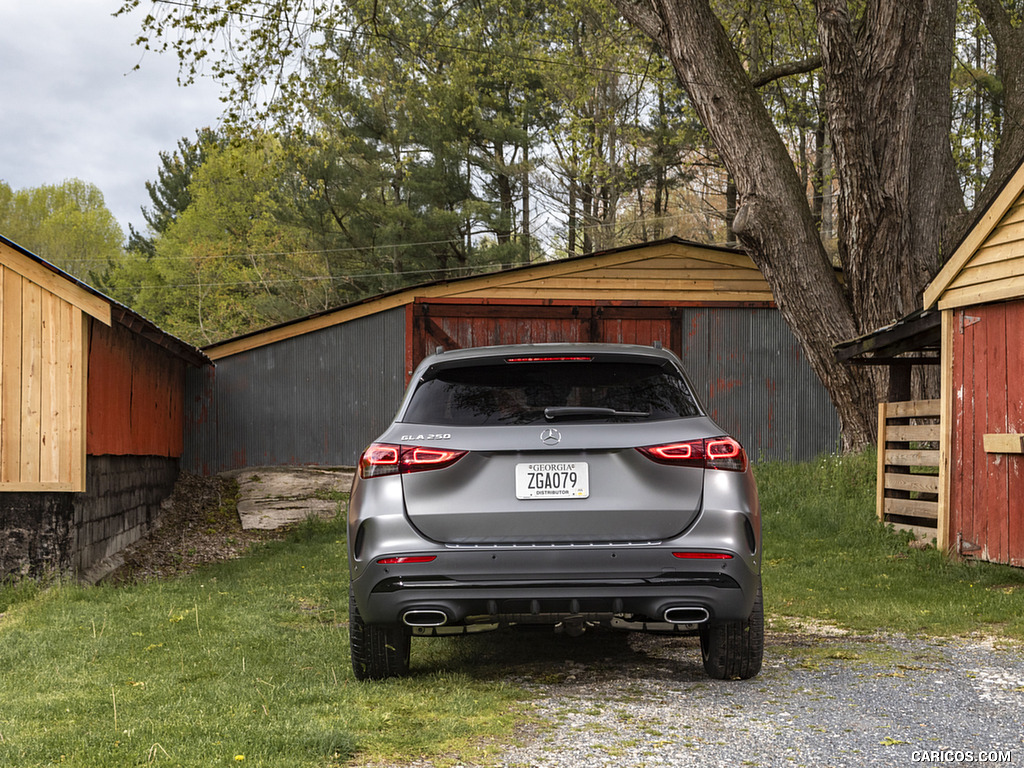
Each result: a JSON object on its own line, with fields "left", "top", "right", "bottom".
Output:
{"left": 402, "top": 360, "right": 701, "bottom": 426}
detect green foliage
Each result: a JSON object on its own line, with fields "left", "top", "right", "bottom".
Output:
{"left": 0, "top": 179, "right": 124, "bottom": 284}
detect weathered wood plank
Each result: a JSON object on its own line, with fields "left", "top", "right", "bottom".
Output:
{"left": 1, "top": 269, "right": 23, "bottom": 482}
{"left": 0, "top": 267, "right": 4, "bottom": 478}
{"left": 885, "top": 424, "right": 941, "bottom": 442}
{"left": 884, "top": 497, "right": 940, "bottom": 519}
{"left": 983, "top": 433, "right": 1024, "bottom": 453}
{"left": 885, "top": 448, "right": 941, "bottom": 466}
{"left": 69, "top": 311, "right": 86, "bottom": 491}
{"left": 886, "top": 399, "right": 941, "bottom": 418}
{"left": 20, "top": 280, "right": 43, "bottom": 484}
{"left": 937, "top": 310, "right": 954, "bottom": 552}
{"left": 1007, "top": 300, "right": 1024, "bottom": 566}
{"left": 39, "top": 291, "right": 62, "bottom": 483}
{"left": 876, "top": 403, "right": 888, "bottom": 522}
{"left": 890, "top": 522, "right": 939, "bottom": 542}
{"left": 885, "top": 472, "right": 940, "bottom": 494}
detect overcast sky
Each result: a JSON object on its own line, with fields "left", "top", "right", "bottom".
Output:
{"left": 0, "top": 0, "right": 224, "bottom": 238}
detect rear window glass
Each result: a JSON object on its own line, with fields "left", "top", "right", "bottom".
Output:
{"left": 402, "top": 360, "right": 701, "bottom": 426}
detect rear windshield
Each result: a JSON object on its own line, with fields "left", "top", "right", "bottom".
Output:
{"left": 402, "top": 360, "right": 701, "bottom": 426}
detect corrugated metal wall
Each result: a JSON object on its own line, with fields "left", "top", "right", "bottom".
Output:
{"left": 183, "top": 307, "right": 407, "bottom": 472}
{"left": 679, "top": 307, "right": 840, "bottom": 461}
{"left": 184, "top": 303, "right": 840, "bottom": 472}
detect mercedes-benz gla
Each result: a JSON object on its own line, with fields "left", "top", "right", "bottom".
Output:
{"left": 348, "top": 343, "right": 763, "bottom": 680}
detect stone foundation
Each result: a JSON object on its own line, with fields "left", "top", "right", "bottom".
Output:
{"left": 1, "top": 455, "right": 179, "bottom": 579}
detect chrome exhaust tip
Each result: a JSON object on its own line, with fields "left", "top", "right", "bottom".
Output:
{"left": 663, "top": 606, "right": 710, "bottom": 624}
{"left": 402, "top": 609, "right": 449, "bottom": 627}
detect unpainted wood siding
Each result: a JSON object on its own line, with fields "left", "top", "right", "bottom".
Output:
{"left": 941, "top": 199, "right": 1024, "bottom": 309}
{"left": 949, "top": 300, "right": 1024, "bottom": 565}
{"left": 87, "top": 320, "right": 186, "bottom": 457}
{"left": 0, "top": 264, "right": 87, "bottom": 491}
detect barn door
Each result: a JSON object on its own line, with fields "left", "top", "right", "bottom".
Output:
{"left": 591, "top": 305, "right": 680, "bottom": 354}
{"left": 409, "top": 301, "right": 681, "bottom": 377}
{"left": 409, "top": 301, "right": 594, "bottom": 372}
{"left": 950, "top": 302, "right": 1024, "bottom": 566}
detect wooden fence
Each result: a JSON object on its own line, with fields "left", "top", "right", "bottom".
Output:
{"left": 876, "top": 399, "right": 941, "bottom": 542}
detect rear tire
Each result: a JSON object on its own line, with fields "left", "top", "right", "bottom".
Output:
{"left": 699, "top": 583, "right": 764, "bottom": 680}
{"left": 349, "top": 587, "right": 411, "bottom": 680}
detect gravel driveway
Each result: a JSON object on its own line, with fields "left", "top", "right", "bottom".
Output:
{"left": 460, "top": 621, "right": 1024, "bottom": 768}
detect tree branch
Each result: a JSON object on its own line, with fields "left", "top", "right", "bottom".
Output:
{"left": 749, "top": 54, "right": 823, "bottom": 88}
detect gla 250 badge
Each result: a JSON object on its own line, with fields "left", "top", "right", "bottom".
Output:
{"left": 400, "top": 433, "right": 452, "bottom": 441}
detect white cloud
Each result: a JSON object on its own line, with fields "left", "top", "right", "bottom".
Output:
{"left": 0, "top": 0, "right": 224, "bottom": 237}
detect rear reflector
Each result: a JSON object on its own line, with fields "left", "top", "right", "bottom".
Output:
{"left": 672, "top": 552, "right": 733, "bottom": 560}
{"left": 376, "top": 555, "right": 438, "bottom": 565}
{"left": 359, "top": 443, "right": 467, "bottom": 478}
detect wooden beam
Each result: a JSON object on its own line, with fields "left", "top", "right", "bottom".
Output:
{"left": 876, "top": 403, "right": 887, "bottom": 522}
{"left": 983, "top": 433, "right": 1024, "bottom": 454}
{"left": 936, "top": 310, "right": 954, "bottom": 553}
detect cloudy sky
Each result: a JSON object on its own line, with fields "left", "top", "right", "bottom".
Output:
{"left": 1, "top": 0, "right": 225, "bottom": 237}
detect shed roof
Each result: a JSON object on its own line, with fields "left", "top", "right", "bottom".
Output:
{"left": 0, "top": 234, "right": 210, "bottom": 367}
{"left": 204, "top": 237, "right": 770, "bottom": 360}
{"left": 924, "top": 161, "right": 1024, "bottom": 310}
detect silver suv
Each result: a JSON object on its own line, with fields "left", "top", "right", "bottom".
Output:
{"left": 348, "top": 343, "right": 763, "bottom": 680}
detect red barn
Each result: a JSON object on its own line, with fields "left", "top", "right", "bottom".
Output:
{"left": 1, "top": 235, "right": 209, "bottom": 578}
{"left": 925, "top": 166, "right": 1024, "bottom": 565}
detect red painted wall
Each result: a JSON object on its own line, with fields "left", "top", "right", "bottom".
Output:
{"left": 408, "top": 299, "right": 692, "bottom": 377}
{"left": 950, "top": 299, "right": 1024, "bottom": 566}
{"left": 86, "top": 320, "right": 186, "bottom": 457}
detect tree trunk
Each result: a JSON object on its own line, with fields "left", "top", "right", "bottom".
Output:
{"left": 612, "top": 0, "right": 879, "bottom": 450}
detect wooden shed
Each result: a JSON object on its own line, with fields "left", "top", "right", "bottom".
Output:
{"left": 924, "top": 165, "right": 1024, "bottom": 566}
{"left": 189, "top": 237, "right": 840, "bottom": 471}
{"left": 1, "top": 235, "right": 210, "bottom": 578}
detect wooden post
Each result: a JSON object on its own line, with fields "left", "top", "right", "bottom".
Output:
{"left": 876, "top": 402, "right": 887, "bottom": 522}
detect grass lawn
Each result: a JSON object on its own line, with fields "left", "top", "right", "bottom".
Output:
{"left": 0, "top": 517, "right": 526, "bottom": 768}
{"left": 2, "top": 452, "right": 1024, "bottom": 766}
{"left": 759, "top": 450, "right": 1024, "bottom": 638}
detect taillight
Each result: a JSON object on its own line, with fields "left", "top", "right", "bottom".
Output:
{"left": 636, "top": 436, "right": 747, "bottom": 472}
{"left": 359, "top": 443, "right": 467, "bottom": 479}
{"left": 505, "top": 356, "right": 593, "bottom": 363}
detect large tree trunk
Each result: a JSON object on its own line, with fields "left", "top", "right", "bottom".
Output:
{"left": 611, "top": 0, "right": 958, "bottom": 451}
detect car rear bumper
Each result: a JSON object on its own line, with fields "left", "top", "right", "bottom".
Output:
{"left": 350, "top": 545, "right": 760, "bottom": 626}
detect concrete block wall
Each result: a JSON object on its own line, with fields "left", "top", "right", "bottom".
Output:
{"left": 1, "top": 455, "right": 179, "bottom": 579}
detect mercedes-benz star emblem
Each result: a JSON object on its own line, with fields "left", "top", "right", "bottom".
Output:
{"left": 540, "top": 428, "right": 561, "bottom": 445}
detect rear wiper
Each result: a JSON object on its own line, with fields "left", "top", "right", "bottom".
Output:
{"left": 543, "top": 406, "right": 650, "bottom": 420}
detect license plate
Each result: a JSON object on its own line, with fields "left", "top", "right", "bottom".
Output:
{"left": 515, "top": 462, "right": 589, "bottom": 499}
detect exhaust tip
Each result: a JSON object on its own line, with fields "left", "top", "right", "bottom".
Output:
{"left": 402, "top": 609, "right": 449, "bottom": 628}
{"left": 663, "top": 606, "right": 709, "bottom": 625}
